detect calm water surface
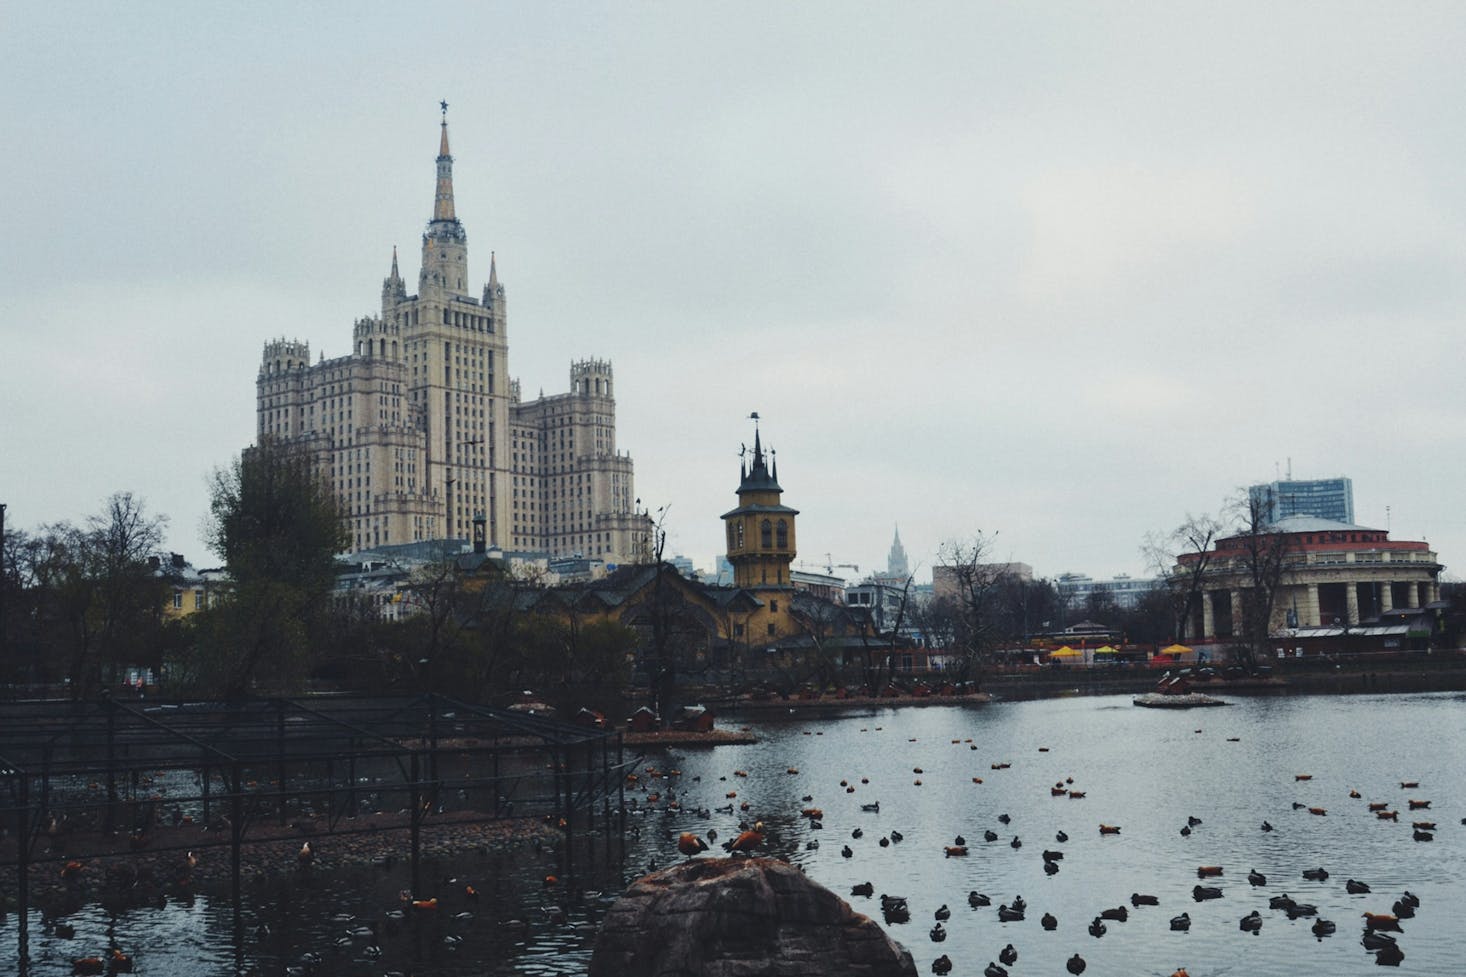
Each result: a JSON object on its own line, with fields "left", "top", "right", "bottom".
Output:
{"left": 5, "top": 691, "right": 1463, "bottom": 975}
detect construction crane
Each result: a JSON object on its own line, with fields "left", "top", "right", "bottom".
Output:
{"left": 824, "top": 554, "right": 859, "bottom": 576}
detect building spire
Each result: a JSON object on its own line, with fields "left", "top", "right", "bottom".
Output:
{"left": 737, "top": 413, "right": 781, "bottom": 493}
{"left": 390, "top": 245, "right": 400, "bottom": 280}
{"left": 421, "top": 101, "right": 468, "bottom": 294}
{"left": 433, "top": 101, "right": 457, "bottom": 223}
{"left": 887, "top": 524, "right": 910, "bottom": 578}
{"left": 489, "top": 250, "right": 498, "bottom": 287}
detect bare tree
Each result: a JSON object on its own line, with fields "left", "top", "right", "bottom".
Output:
{"left": 89, "top": 493, "right": 169, "bottom": 688}
{"left": 1222, "top": 491, "right": 1295, "bottom": 671}
{"left": 638, "top": 505, "right": 677, "bottom": 723}
{"left": 865, "top": 575, "right": 915, "bottom": 694}
{"left": 1142, "top": 513, "right": 1222, "bottom": 643}
{"left": 789, "top": 591, "right": 855, "bottom": 691}
{"left": 934, "top": 534, "right": 1008, "bottom": 691}
{"left": 14, "top": 495, "right": 168, "bottom": 698}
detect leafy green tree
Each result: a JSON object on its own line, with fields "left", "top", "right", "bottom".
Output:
{"left": 193, "top": 438, "right": 348, "bottom": 696}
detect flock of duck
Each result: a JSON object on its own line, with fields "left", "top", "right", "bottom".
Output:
{"left": 27, "top": 711, "right": 1453, "bottom": 975}
{"left": 633, "top": 721, "right": 1453, "bottom": 975}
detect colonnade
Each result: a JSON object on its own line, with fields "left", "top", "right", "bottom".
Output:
{"left": 1192, "top": 578, "right": 1439, "bottom": 640}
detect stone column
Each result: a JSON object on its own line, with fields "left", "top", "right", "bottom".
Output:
{"left": 1406, "top": 583, "right": 1419, "bottom": 609}
{"left": 1201, "top": 590, "right": 1215, "bottom": 639}
{"left": 1379, "top": 582, "right": 1393, "bottom": 613}
{"left": 1305, "top": 584, "right": 1320, "bottom": 627}
{"left": 1345, "top": 582, "right": 1359, "bottom": 625}
{"left": 1430, "top": 581, "right": 1440, "bottom": 603}
{"left": 1230, "top": 590, "right": 1245, "bottom": 637}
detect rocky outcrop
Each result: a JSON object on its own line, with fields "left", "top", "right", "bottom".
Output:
{"left": 589, "top": 857, "right": 916, "bottom": 977}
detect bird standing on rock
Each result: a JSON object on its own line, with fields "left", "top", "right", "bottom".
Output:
{"left": 725, "top": 827, "right": 765, "bottom": 854}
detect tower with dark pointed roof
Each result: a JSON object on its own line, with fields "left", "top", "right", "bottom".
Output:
{"left": 722, "top": 424, "right": 799, "bottom": 590}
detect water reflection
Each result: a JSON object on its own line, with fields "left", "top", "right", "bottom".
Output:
{"left": 4, "top": 692, "right": 1463, "bottom": 975}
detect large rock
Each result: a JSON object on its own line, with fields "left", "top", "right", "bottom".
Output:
{"left": 589, "top": 857, "right": 917, "bottom": 977}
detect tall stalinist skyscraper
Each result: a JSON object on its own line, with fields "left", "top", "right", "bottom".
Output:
{"left": 257, "top": 107, "right": 641, "bottom": 561}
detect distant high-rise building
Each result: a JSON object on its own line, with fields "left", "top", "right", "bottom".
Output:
{"left": 256, "top": 108, "right": 642, "bottom": 560}
{"left": 887, "top": 526, "right": 910, "bottom": 579}
{"left": 1249, "top": 477, "right": 1354, "bottom": 525}
{"left": 1055, "top": 573, "right": 1163, "bottom": 612}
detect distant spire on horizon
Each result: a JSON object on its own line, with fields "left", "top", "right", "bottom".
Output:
{"left": 887, "top": 524, "right": 910, "bottom": 578}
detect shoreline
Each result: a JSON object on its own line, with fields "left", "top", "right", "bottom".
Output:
{"left": 9, "top": 814, "right": 563, "bottom": 912}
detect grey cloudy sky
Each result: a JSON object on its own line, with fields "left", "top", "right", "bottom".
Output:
{"left": 5, "top": 2, "right": 1466, "bottom": 583}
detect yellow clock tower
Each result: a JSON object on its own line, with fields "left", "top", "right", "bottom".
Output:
{"left": 722, "top": 423, "right": 798, "bottom": 590}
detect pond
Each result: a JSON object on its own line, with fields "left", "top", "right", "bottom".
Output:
{"left": 5, "top": 691, "right": 1463, "bottom": 975}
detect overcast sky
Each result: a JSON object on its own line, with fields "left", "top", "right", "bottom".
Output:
{"left": 5, "top": 2, "right": 1466, "bottom": 584}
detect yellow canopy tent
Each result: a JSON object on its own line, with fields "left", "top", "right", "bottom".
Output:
{"left": 1094, "top": 645, "right": 1118, "bottom": 655}
{"left": 1049, "top": 646, "right": 1083, "bottom": 658}
{"left": 1160, "top": 644, "right": 1192, "bottom": 656}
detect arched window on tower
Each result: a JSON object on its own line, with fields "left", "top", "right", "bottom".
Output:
{"left": 761, "top": 519, "right": 772, "bottom": 549}
{"left": 726, "top": 523, "right": 736, "bottom": 551}
{"left": 776, "top": 519, "right": 788, "bottom": 549}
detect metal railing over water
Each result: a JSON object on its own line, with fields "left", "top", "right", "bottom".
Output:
{"left": 0, "top": 693, "right": 632, "bottom": 965}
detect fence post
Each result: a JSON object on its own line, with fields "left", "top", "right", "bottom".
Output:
{"left": 409, "top": 753, "right": 422, "bottom": 897}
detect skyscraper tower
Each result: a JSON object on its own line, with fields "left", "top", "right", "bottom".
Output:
{"left": 256, "top": 106, "right": 639, "bottom": 560}
{"left": 887, "top": 526, "right": 910, "bottom": 578}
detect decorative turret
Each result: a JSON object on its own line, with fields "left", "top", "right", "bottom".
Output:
{"left": 260, "top": 338, "right": 311, "bottom": 377}
{"left": 353, "top": 314, "right": 400, "bottom": 360}
{"left": 482, "top": 251, "right": 507, "bottom": 333}
{"left": 382, "top": 245, "right": 407, "bottom": 305}
{"left": 722, "top": 416, "right": 798, "bottom": 589}
{"left": 420, "top": 101, "right": 469, "bottom": 296}
{"left": 572, "top": 358, "right": 614, "bottom": 398}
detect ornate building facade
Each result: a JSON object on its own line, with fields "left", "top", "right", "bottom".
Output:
{"left": 1176, "top": 515, "right": 1442, "bottom": 640}
{"left": 257, "top": 110, "right": 640, "bottom": 560}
